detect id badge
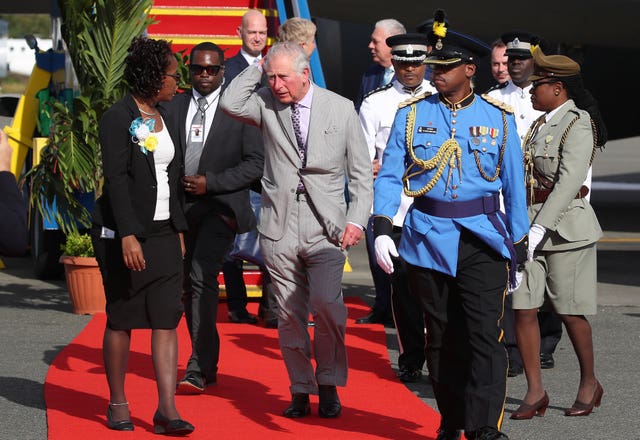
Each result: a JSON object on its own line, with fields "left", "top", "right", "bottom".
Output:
{"left": 190, "top": 124, "right": 204, "bottom": 142}
{"left": 100, "top": 226, "right": 115, "bottom": 239}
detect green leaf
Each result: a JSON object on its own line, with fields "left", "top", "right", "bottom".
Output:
{"left": 29, "top": 0, "right": 154, "bottom": 236}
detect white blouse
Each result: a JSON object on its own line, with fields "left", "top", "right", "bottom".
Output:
{"left": 152, "top": 119, "right": 175, "bottom": 221}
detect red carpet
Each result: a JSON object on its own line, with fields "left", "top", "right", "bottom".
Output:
{"left": 46, "top": 297, "right": 443, "bottom": 439}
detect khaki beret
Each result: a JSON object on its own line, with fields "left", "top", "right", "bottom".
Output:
{"left": 529, "top": 48, "right": 580, "bottom": 81}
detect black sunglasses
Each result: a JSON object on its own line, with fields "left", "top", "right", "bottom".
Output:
{"left": 531, "top": 79, "right": 558, "bottom": 89}
{"left": 189, "top": 64, "right": 223, "bottom": 76}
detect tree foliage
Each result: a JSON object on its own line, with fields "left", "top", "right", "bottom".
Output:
{"left": 0, "top": 14, "right": 50, "bottom": 38}
{"left": 27, "top": 0, "right": 154, "bottom": 234}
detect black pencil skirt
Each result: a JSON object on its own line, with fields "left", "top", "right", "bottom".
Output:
{"left": 92, "top": 220, "right": 184, "bottom": 330}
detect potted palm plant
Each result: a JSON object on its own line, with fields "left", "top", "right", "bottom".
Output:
{"left": 59, "top": 232, "right": 104, "bottom": 314}
{"left": 27, "top": 0, "right": 155, "bottom": 235}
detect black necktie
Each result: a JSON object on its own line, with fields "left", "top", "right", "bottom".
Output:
{"left": 185, "top": 96, "right": 208, "bottom": 176}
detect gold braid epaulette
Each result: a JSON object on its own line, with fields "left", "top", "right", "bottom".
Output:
{"left": 480, "top": 94, "right": 514, "bottom": 114}
{"left": 398, "top": 92, "right": 432, "bottom": 109}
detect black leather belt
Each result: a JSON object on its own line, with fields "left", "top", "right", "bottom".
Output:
{"left": 413, "top": 193, "right": 500, "bottom": 218}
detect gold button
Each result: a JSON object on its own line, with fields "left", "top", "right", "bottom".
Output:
{"left": 451, "top": 128, "right": 457, "bottom": 133}
{"left": 452, "top": 194, "right": 458, "bottom": 199}
{"left": 452, "top": 112, "right": 457, "bottom": 117}
{"left": 426, "top": 141, "right": 431, "bottom": 146}
{"left": 482, "top": 147, "right": 487, "bottom": 152}
{"left": 452, "top": 119, "right": 457, "bottom": 124}
{"left": 452, "top": 184, "right": 458, "bottom": 190}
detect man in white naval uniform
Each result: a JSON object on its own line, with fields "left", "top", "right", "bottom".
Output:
{"left": 358, "top": 33, "right": 437, "bottom": 383}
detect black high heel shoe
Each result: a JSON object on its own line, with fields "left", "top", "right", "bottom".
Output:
{"left": 106, "top": 402, "right": 134, "bottom": 431}
{"left": 153, "top": 410, "right": 194, "bottom": 436}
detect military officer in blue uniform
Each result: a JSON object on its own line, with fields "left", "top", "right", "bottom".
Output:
{"left": 373, "top": 11, "right": 529, "bottom": 440}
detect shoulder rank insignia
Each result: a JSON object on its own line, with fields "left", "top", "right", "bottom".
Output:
{"left": 363, "top": 82, "right": 393, "bottom": 99}
{"left": 480, "top": 93, "right": 514, "bottom": 114}
{"left": 398, "top": 91, "right": 432, "bottom": 109}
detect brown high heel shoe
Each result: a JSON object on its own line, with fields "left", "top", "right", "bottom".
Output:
{"left": 510, "top": 392, "right": 549, "bottom": 420}
{"left": 565, "top": 381, "right": 603, "bottom": 416}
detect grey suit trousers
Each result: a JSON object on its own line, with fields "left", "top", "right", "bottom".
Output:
{"left": 260, "top": 193, "right": 348, "bottom": 395}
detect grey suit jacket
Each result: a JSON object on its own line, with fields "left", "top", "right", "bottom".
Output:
{"left": 220, "top": 65, "right": 373, "bottom": 243}
{"left": 527, "top": 99, "right": 602, "bottom": 251}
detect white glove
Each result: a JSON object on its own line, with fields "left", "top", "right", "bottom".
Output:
{"left": 374, "top": 235, "right": 399, "bottom": 274}
{"left": 527, "top": 223, "right": 547, "bottom": 262}
{"left": 508, "top": 271, "right": 524, "bottom": 294}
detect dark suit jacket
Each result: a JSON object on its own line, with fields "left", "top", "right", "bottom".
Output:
{"left": 223, "top": 52, "right": 269, "bottom": 91}
{"left": 223, "top": 52, "right": 249, "bottom": 86}
{"left": 168, "top": 91, "right": 264, "bottom": 234}
{"left": 355, "top": 64, "right": 386, "bottom": 112}
{"left": 0, "top": 171, "right": 28, "bottom": 256}
{"left": 92, "top": 94, "right": 187, "bottom": 238}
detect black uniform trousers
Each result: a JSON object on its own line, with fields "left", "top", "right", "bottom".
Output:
{"left": 390, "top": 226, "right": 426, "bottom": 372}
{"left": 182, "top": 201, "right": 236, "bottom": 382}
{"left": 407, "top": 229, "right": 508, "bottom": 432}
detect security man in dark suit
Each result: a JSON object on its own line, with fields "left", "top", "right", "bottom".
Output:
{"left": 223, "top": 9, "right": 268, "bottom": 84}
{"left": 222, "top": 9, "right": 274, "bottom": 325}
{"left": 170, "top": 41, "right": 264, "bottom": 394}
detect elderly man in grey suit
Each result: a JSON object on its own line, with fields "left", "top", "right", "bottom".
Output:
{"left": 220, "top": 42, "right": 372, "bottom": 419}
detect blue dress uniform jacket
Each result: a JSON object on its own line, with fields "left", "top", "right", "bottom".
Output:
{"left": 374, "top": 93, "right": 529, "bottom": 276}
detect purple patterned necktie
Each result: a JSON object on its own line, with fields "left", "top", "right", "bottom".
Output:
{"left": 291, "top": 103, "right": 306, "bottom": 165}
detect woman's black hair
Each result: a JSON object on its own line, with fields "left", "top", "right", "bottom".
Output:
{"left": 124, "top": 37, "right": 173, "bottom": 100}
{"left": 561, "top": 75, "right": 608, "bottom": 147}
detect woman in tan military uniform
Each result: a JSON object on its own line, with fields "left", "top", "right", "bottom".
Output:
{"left": 511, "top": 48, "right": 607, "bottom": 420}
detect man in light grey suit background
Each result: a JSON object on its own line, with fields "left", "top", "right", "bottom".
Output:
{"left": 220, "top": 42, "right": 372, "bottom": 419}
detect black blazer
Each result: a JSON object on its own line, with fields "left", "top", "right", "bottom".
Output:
{"left": 223, "top": 52, "right": 269, "bottom": 91}
{"left": 223, "top": 52, "right": 250, "bottom": 85}
{"left": 92, "top": 94, "right": 187, "bottom": 238}
{"left": 355, "top": 64, "right": 386, "bottom": 112}
{"left": 168, "top": 90, "right": 264, "bottom": 234}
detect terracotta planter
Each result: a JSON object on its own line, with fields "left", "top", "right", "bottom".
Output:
{"left": 59, "top": 256, "right": 106, "bottom": 315}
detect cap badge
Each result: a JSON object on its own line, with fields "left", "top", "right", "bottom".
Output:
{"left": 513, "top": 37, "right": 520, "bottom": 48}
{"left": 435, "top": 39, "right": 443, "bottom": 50}
{"left": 407, "top": 44, "right": 413, "bottom": 55}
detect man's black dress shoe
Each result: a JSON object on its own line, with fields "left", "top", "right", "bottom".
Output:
{"left": 467, "top": 426, "right": 509, "bottom": 440}
{"left": 318, "top": 385, "right": 342, "bottom": 418}
{"left": 106, "top": 403, "right": 134, "bottom": 431}
{"left": 398, "top": 366, "right": 422, "bottom": 383}
{"left": 153, "top": 410, "right": 195, "bottom": 436}
{"left": 264, "top": 318, "right": 278, "bottom": 328}
{"left": 228, "top": 310, "right": 259, "bottom": 324}
{"left": 540, "top": 353, "right": 555, "bottom": 369}
{"left": 176, "top": 372, "right": 205, "bottom": 395}
{"left": 435, "top": 428, "right": 462, "bottom": 440}
{"left": 355, "top": 309, "right": 391, "bottom": 325}
{"left": 283, "top": 393, "right": 310, "bottom": 418}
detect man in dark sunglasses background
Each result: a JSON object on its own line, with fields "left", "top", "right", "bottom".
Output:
{"left": 169, "top": 41, "right": 265, "bottom": 394}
